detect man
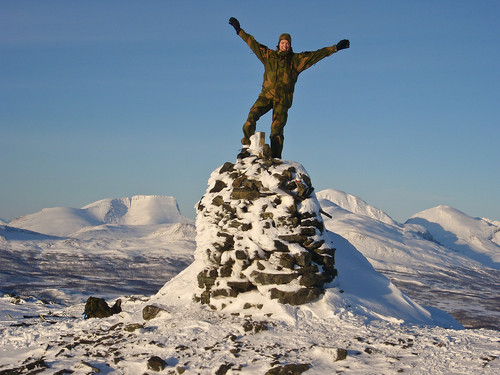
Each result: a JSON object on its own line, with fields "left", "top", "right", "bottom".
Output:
{"left": 229, "top": 17, "right": 349, "bottom": 158}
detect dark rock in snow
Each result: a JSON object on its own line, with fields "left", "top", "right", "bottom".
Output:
{"left": 83, "top": 297, "right": 121, "bottom": 319}
{"left": 142, "top": 305, "right": 167, "bottom": 321}
{"left": 270, "top": 287, "right": 323, "bottom": 305}
{"left": 210, "top": 180, "right": 227, "bottom": 193}
{"left": 251, "top": 271, "right": 299, "bottom": 285}
{"left": 265, "top": 363, "right": 311, "bottom": 375}
{"left": 147, "top": 355, "right": 167, "bottom": 372}
{"left": 242, "top": 319, "right": 269, "bottom": 333}
{"left": 215, "top": 362, "right": 234, "bottom": 375}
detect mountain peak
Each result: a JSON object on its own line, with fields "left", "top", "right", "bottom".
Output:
{"left": 407, "top": 205, "right": 500, "bottom": 269}
{"left": 9, "top": 195, "right": 187, "bottom": 237}
{"left": 83, "top": 195, "right": 183, "bottom": 226}
{"left": 316, "top": 188, "right": 397, "bottom": 226}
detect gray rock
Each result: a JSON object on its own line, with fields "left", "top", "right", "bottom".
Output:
{"left": 142, "top": 305, "right": 167, "bottom": 321}
{"left": 278, "top": 234, "right": 308, "bottom": 244}
{"left": 279, "top": 253, "right": 295, "bottom": 269}
{"left": 251, "top": 271, "right": 299, "bottom": 285}
{"left": 83, "top": 296, "right": 121, "bottom": 319}
{"left": 314, "top": 248, "right": 336, "bottom": 257}
{"left": 294, "top": 252, "right": 312, "bottom": 267}
{"left": 215, "top": 362, "right": 234, "bottom": 375}
{"left": 300, "top": 227, "right": 317, "bottom": 236}
{"left": 270, "top": 287, "right": 323, "bottom": 305}
{"left": 235, "top": 250, "right": 248, "bottom": 260}
{"left": 147, "top": 356, "right": 167, "bottom": 372}
{"left": 212, "top": 288, "right": 238, "bottom": 298}
{"left": 301, "top": 218, "right": 324, "bottom": 232}
{"left": 220, "top": 258, "right": 235, "bottom": 277}
{"left": 210, "top": 180, "right": 227, "bottom": 193}
{"left": 265, "top": 363, "right": 311, "bottom": 375}
{"left": 231, "top": 187, "right": 260, "bottom": 201}
{"left": 227, "top": 280, "right": 256, "bottom": 293}
{"left": 212, "top": 196, "right": 225, "bottom": 206}
{"left": 336, "top": 348, "right": 348, "bottom": 361}
{"left": 273, "top": 240, "right": 289, "bottom": 252}
{"left": 219, "top": 162, "right": 235, "bottom": 174}
{"left": 197, "top": 267, "right": 218, "bottom": 289}
{"left": 303, "top": 239, "right": 325, "bottom": 250}
{"left": 299, "top": 272, "right": 329, "bottom": 288}
{"left": 124, "top": 323, "right": 144, "bottom": 332}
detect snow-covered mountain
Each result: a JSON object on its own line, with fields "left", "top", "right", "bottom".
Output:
{"left": 316, "top": 189, "right": 397, "bottom": 226}
{"left": 317, "top": 189, "right": 500, "bottom": 330}
{"left": 1, "top": 195, "right": 195, "bottom": 302}
{"left": 8, "top": 195, "right": 188, "bottom": 237}
{"left": 407, "top": 205, "right": 500, "bottom": 268}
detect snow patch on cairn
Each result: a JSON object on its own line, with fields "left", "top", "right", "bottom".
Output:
{"left": 193, "top": 133, "right": 337, "bottom": 309}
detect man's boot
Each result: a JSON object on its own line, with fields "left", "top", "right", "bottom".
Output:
{"left": 270, "top": 135, "right": 283, "bottom": 159}
{"left": 242, "top": 121, "right": 255, "bottom": 146}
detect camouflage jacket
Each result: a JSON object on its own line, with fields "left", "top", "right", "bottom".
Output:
{"left": 238, "top": 29, "right": 338, "bottom": 108}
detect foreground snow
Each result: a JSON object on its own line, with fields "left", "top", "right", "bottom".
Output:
{"left": 1, "top": 293, "right": 499, "bottom": 374}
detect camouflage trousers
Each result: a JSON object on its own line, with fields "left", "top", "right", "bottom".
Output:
{"left": 242, "top": 95, "right": 289, "bottom": 158}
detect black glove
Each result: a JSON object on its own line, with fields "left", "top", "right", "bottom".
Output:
{"left": 336, "top": 39, "right": 350, "bottom": 50}
{"left": 229, "top": 17, "right": 241, "bottom": 35}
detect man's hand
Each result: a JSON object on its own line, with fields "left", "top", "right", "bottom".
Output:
{"left": 229, "top": 17, "right": 241, "bottom": 35}
{"left": 336, "top": 39, "right": 350, "bottom": 51}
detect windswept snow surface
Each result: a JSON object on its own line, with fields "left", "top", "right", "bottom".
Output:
{"left": 317, "top": 189, "right": 500, "bottom": 330}
{"left": 1, "top": 293, "right": 499, "bottom": 374}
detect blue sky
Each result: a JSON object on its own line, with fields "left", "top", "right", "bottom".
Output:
{"left": 1, "top": 0, "right": 499, "bottom": 223}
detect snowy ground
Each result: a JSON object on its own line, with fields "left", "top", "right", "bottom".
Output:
{"left": 1, "top": 292, "right": 499, "bottom": 374}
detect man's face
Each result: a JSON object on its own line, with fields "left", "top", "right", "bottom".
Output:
{"left": 279, "top": 39, "right": 290, "bottom": 52}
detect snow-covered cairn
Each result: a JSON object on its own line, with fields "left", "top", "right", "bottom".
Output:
{"left": 194, "top": 134, "right": 337, "bottom": 309}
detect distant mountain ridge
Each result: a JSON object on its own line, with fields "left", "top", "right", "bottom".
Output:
{"left": 317, "top": 189, "right": 499, "bottom": 269}
{"left": 316, "top": 189, "right": 397, "bottom": 226}
{"left": 317, "top": 189, "right": 500, "bottom": 329}
{"left": 8, "top": 195, "right": 189, "bottom": 237}
{"left": 82, "top": 195, "right": 185, "bottom": 226}
{"left": 407, "top": 205, "right": 500, "bottom": 266}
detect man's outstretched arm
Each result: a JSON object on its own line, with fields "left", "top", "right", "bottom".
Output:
{"left": 295, "top": 39, "right": 350, "bottom": 72}
{"left": 228, "top": 17, "right": 268, "bottom": 64}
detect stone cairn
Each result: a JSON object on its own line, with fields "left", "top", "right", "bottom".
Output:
{"left": 194, "top": 133, "right": 337, "bottom": 309}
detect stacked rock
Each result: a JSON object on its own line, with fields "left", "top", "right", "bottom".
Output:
{"left": 194, "top": 135, "right": 337, "bottom": 309}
